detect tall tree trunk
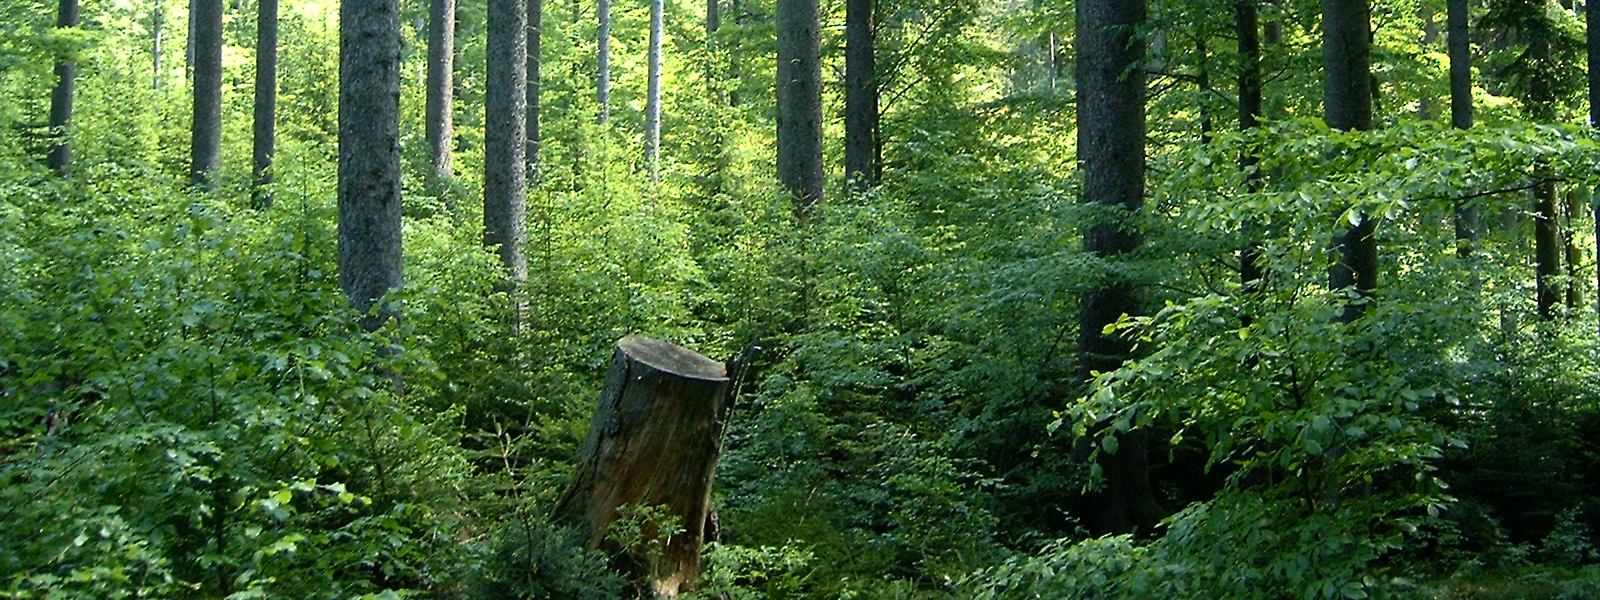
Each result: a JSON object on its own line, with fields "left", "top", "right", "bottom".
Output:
{"left": 1238, "top": 0, "right": 1263, "bottom": 292}
{"left": 1420, "top": 4, "right": 1439, "bottom": 119}
{"left": 1323, "top": 0, "right": 1376, "bottom": 322}
{"left": 1566, "top": 192, "right": 1584, "bottom": 309}
{"left": 527, "top": 0, "right": 542, "bottom": 185}
{"left": 1197, "top": 37, "right": 1214, "bottom": 143}
{"left": 597, "top": 0, "right": 612, "bottom": 123}
{"left": 1531, "top": 22, "right": 1561, "bottom": 319}
{"left": 1448, "top": 0, "right": 1478, "bottom": 256}
{"left": 187, "top": 0, "right": 195, "bottom": 79}
{"left": 487, "top": 0, "right": 529, "bottom": 281}
{"left": 1077, "top": 0, "right": 1158, "bottom": 535}
{"left": 777, "top": 0, "right": 823, "bottom": 213}
{"left": 425, "top": 0, "right": 456, "bottom": 187}
{"left": 190, "top": 0, "right": 222, "bottom": 189}
{"left": 339, "top": 0, "right": 405, "bottom": 323}
{"left": 153, "top": 0, "right": 164, "bottom": 90}
{"left": 707, "top": 0, "right": 719, "bottom": 34}
{"left": 844, "top": 0, "right": 877, "bottom": 191}
{"left": 645, "top": 0, "right": 663, "bottom": 184}
{"left": 253, "top": 0, "right": 278, "bottom": 208}
{"left": 47, "top": 0, "right": 79, "bottom": 176}
{"left": 1590, "top": 0, "right": 1600, "bottom": 323}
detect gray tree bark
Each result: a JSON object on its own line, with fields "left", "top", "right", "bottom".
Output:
{"left": 1323, "top": 0, "right": 1376, "bottom": 323}
{"left": 339, "top": 0, "right": 405, "bottom": 322}
{"left": 47, "top": 0, "right": 79, "bottom": 176}
{"left": 426, "top": 0, "right": 456, "bottom": 186}
{"left": 191, "top": 0, "right": 222, "bottom": 189}
{"left": 597, "top": 0, "right": 612, "bottom": 123}
{"left": 1077, "top": 0, "right": 1159, "bottom": 536}
{"left": 153, "top": 0, "right": 163, "bottom": 90}
{"left": 777, "top": 0, "right": 823, "bottom": 213}
{"left": 486, "top": 0, "right": 528, "bottom": 280}
{"left": 844, "top": 0, "right": 877, "bottom": 191}
{"left": 526, "top": 0, "right": 542, "bottom": 184}
{"left": 1590, "top": 0, "right": 1600, "bottom": 322}
{"left": 646, "top": 0, "right": 663, "bottom": 184}
{"left": 253, "top": 0, "right": 278, "bottom": 208}
{"left": 1448, "top": 0, "right": 1477, "bottom": 256}
{"left": 554, "top": 336, "right": 730, "bottom": 597}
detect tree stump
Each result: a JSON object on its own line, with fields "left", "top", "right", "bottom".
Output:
{"left": 553, "top": 336, "right": 730, "bottom": 597}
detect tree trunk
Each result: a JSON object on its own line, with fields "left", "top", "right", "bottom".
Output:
{"left": 191, "top": 0, "right": 222, "bottom": 189}
{"left": 646, "top": 0, "right": 663, "bottom": 184}
{"left": 527, "top": 0, "right": 542, "bottom": 185}
{"left": 487, "top": 0, "right": 529, "bottom": 280}
{"left": 47, "top": 0, "right": 79, "bottom": 176}
{"left": 153, "top": 0, "right": 163, "bottom": 90}
{"left": 1323, "top": 0, "right": 1376, "bottom": 322}
{"left": 1238, "top": 0, "right": 1263, "bottom": 292}
{"left": 554, "top": 336, "right": 731, "bottom": 598}
{"left": 253, "top": 0, "right": 278, "bottom": 208}
{"left": 1419, "top": 3, "right": 1439, "bottom": 119}
{"left": 1076, "top": 0, "right": 1158, "bottom": 535}
{"left": 1448, "top": 0, "right": 1477, "bottom": 257}
{"left": 777, "top": 0, "right": 823, "bottom": 213}
{"left": 1590, "top": 0, "right": 1600, "bottom": 323}
{"left": 597, "top": 0, "right": 612, "bottom": 123}
{"left": 339, "top": 0, "right": 404, "bottom": 323}
{"left": 1531, "top": 22, "right": 1560, "bottom": 320}
{"left": 426, "top": 0, "right": 456, "bottom": 187}
{"left": 1565, "top": 191, "right": 1584, "bottom": 309}
{"left": 844, "top": 0, "right": 877, "bottom": 191}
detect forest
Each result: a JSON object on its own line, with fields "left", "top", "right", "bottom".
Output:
{"left": 3, "top": 0, "right": 1600, "bottom": 596}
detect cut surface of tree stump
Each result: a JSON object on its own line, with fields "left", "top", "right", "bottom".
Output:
{"left": 554, "top": 335, "right": 730, "bottom": 597}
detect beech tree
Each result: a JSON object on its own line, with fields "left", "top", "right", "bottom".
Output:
{"left": 597, "top": 0, "right": 612, "bottom": 123}
{"left": 190, "top": 0, "right": 221, "bottom": 188}
{"left": 645, "top": 0, "right": 663, "bottom": 184}
{"left": 338, "top": 0, "right": 404, "bottom": 320}
{"left": 1448, "top": 0, "right": 1476, "bottom": 255}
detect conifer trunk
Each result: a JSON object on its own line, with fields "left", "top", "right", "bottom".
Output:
{"left": 1448, "top": 0, "right": 1477, "bottom": 256}
{"left": 646, "top": 0, "right": 663, "bottom": 184}
{"left": 191, "top": 0, "right": 222, "bottom": 189}
{"left": 46, "top": 0, "right": 79, "bottom": 176}
{"left": 526, "top": 0, "right": 542, "bottom": 184}
{"left": 844, "top": 0, "right": 877, "bottom": 191}
{"left": 777, "top": 0, "right": 823, "bottom": 213}
{"left": 426, "top": 0, "right": 456, "bottom": 186}
{"left": 486, "top": 0, "right": 529, "bottom": 280}
{"left": 253, "top": 0, "right": 278, "bottom": 208}
{"left": 339, "top": 0, "right": 405, "bottom": 323}
{"left": 1323, "top": 0, "right": 1376, "bottom": 322}
{"left": 598, "top": 0, "right": 612, "bottom": 123}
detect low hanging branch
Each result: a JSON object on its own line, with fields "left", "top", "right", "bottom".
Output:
{"left": 554, "top": 336, "right": 731, "bottom": 598}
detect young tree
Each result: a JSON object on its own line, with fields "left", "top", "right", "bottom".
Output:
{"left": 191, "top": 0, "right": 222, "bottom": 189}
{"left": 1077, "top": 0, "right": 1158, "bottom": 535}
{"left": 253, "top": 0, "right": 278, "bottom": 208}
{"left": 597, "top": 0, "right": 612, "bottom": 123}
{"left": 426, "top": 0, "right": 455, "bottom": 186}
{"left": 526, "top": 0, "right": 542, "bottom": 184}
{"left": 844, "top": 0, "right": 876, "bottom": 191}
{"left": 486, "top": 0, "right": 528, "bottom": 279}
{"left": 46, "top": 0, "right": 79, "bottom": 175}
{"left": 645, "top": 0, "right": 663, "bottom": 184}
{"left": 339, "top": 0, "right": 404, "bottom": 321}
{"left": 1323, "top": 0, "right": 1375, "bottom": 322}
{"left": 777, "top": 0, "right": 822, "bottom": 212}
{"left": 1448, "top": 0, "right": 1476, "bottom": 255}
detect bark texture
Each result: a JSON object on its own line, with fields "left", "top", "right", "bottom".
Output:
{"left": 47, "top": 0, "right": 79, "bottom": 176}
{"left": 191, "top": 0, "right": 222, "bottom": 189}
{"left": 153, "top": 0, "right": 164, "bottom": 90}
{"left": 844, "top": 0, "right": 877, "bottom": 191}
{"left": 1590, "top": 0, "right": 1600, "bottom": 321}
{"left": 1448, "top": 0, "right": 1477, "bottom": 256}
{"left": 486, "top": 0, "right": 529, "bottom": 280}
{"left": 253, "top": 0, "right": 279, "bottom": 208}
{"left": 777, "top": 0, "right": 823, "bottom": 212}
{"left": 554, "top": 336, "right": 731, "bottom": 597}
{"left": 1076, "top": 0, "right": 1159, "bottom": 535}
{"left": 426, "top": 0, "right": 456, "bottom": 185}
{"left": 1323, "top": 0, "right": 1376, "bottom": 322}
{"left": 598, "top": 0, "right": 612, "bottom": 123}
{"left": 646, "top": 0, "right": 663, "bottom": 184}
{"left": 526, "top": 0, "right": 542, "bottom": 184}
{"left": 339, "top": 0, "right": 405, "bottom": 321}
{"left": 1237, "top": 0, "right": 1263, "bottom": 291}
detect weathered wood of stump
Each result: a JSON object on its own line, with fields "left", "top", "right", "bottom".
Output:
{"left": 553, "top": 336, "right": 730, "bottom": 597}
